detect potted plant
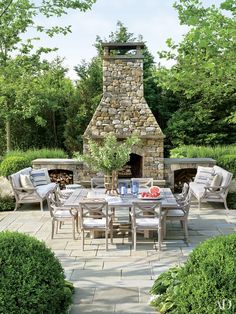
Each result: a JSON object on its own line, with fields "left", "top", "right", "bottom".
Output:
{"left": 82, "top": 133, "right": 140, "bottom": 194}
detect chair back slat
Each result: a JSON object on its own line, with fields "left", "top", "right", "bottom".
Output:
{"left": 79, "top": 199, "right": 108, "bottom": 221}
{"left": 131, "top": 178, "right": 153, "bottom": 188}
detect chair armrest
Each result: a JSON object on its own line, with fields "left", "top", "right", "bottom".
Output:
{"left": 15, "top": 187, "right": 37, "bottom": 193}
{"left": 204, "top": 185, "right": 229, "bottom": 193}
{"left": 15, "top": 187, "right": 36, "bottom": 191}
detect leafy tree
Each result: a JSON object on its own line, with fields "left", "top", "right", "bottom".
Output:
{"left": 156, "top": 0, "right": 236, "bottom": 146}
{"left": 64, "top": 57, "right": 103, "bottom": 152}
{"left": 0, "top": 56, "right": 76, "bottom": 151}
{"left": 0, "top": 0, "right": 96, "bottom": 152}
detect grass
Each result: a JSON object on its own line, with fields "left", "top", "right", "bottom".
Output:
{"left": 4, "top": 148, "right": 68, "bottom": 160}
{"left": 170, "top": 145, "right": 236, "bottom": 159}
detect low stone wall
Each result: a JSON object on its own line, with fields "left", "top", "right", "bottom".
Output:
{"left": 32, "top": 159, "right": 84, "bottom": 183}
{"left": 32, "top": 157, "right": 217, "bottom": 190}
{"left": 164, "top": 158, "right": 216, "bottom": 189}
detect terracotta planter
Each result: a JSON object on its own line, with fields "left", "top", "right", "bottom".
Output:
{"left": 104, "top": 171, "right": 118, "bottom": 194}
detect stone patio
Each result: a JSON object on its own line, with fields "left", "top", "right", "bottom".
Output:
{"left": 0, "top": 201, "right": 235, "bottom": 314}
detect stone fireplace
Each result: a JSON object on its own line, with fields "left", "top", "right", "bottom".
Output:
{"left": 32, "top": 158, "right": 83, "bottom": 187}
{"left": 83, "top": 42, "right": 164, "bottom": 179}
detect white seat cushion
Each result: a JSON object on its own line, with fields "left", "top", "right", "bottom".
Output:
{"left": 166, "top": 209, "right": 185, "bottom": 217}
{"left": 136, "top": 218, "right": 160, "bottom": 228}
{"left": 189, "top": 182, "right": 205, "bottom": 199}
{"left": 37, "top": 183, "right": 57, "bottom": 198}
{"left": 83, "top": 218, "right": 106, "bottom": 228}
{"left": 54, "top": 210, "right": 75, "bottom": 218}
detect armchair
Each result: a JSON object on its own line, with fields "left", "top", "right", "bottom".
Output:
{"left": 79, "top": 199, "right": 113, "bottom": 251}
{"left": 130, "top": 201, "right": 163, "bottom": 251}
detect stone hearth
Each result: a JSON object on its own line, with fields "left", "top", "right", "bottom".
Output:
{"left": 83, "top": 42, "right": 164, "bottom": 179}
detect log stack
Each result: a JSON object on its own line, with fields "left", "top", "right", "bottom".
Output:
{"left": 49, "top": 170, "right": 73, "bottom": 189}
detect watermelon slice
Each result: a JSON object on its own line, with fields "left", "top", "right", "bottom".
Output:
{"left": 149, "top": 186, "right": 160, "bottom": 197}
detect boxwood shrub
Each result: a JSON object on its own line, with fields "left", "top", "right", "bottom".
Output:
{"left": 0, "top": 156, "right": 31, "bottom": 177}
{"left": 0, "top": 148, "right": 68, "bottom": 178}
{"left": 0, "top": 231, "right": 73, "bottom": 314}
{"left": 0, "top": 196, "right": 15, "bottom": 211}
{"left": 150, "top": 233, "right": 236, "bottom": 313}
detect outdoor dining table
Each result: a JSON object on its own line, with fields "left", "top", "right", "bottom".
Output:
{"left": 63, "top": 187, "right": 178, "bottom": 232}
{"left": 63, "top": 187, "right": 178, "bottom": 209}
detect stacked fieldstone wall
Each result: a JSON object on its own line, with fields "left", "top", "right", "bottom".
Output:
{"left": 83, "top": 44, "right": 164, "bottom": 180}
{"left": 84, "top": 58, "right": 163, "bottom": 139}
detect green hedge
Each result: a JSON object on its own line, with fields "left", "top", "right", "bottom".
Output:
{"left": 0, "top": 148, "right": 68, "bottom": 177}
{"left": 4, "top": 148, "right": 68, "bottom": 160}
{"left": 170, "top": 145, "right": 236, "bottom": 176}
{"left": 150, "top": 233, "right": 236, "bottom": 313}
{"left": 0, "top": 231, "right": 73, "bottom": 313}
{"left": 0, "top": 156, "right": 31, "bottom": 177}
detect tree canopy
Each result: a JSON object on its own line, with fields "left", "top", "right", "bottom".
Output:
{"left": 0, "top": 0, "right": 96, "bottom": 151}
{"left": 156, "top": 0, "right": 236, "bottom": 146}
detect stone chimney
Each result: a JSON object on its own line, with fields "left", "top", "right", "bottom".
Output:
{"left": 83, "top": 42, "right": 164, "bottom": 179}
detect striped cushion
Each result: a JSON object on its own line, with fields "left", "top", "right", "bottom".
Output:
{"left": 31, "top": 169, "right": 50, "bottom": 187}
{"left": 194, "top": 166, "right": 214, "bottom": 185}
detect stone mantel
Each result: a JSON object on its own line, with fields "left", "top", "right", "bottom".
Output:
{"left": 164, "top": 158, "right": 216, "bottom": 165}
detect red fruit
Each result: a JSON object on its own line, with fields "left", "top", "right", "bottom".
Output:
{"left": 151, "top": 192, "right": 158, "bottom": 197}
{"left": 149, "top": 186, "right": 160, "bottom": 195}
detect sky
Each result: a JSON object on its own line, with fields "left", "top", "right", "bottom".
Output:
{"left": 31, "top": 0, "right": 223, "bottom": 80}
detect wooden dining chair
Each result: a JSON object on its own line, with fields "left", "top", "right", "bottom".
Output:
{"left": 131, "top": 178, "right": 153, "bottom": 189}
{"left": 47, "top": 192, "right": 79, "bottom": 240}
{"left": 79, "top": 199, "right": 113, "bottom": 251}
{"left": 163, "top": 192, "right": 191, "bottom": 243}
{"left": 130, "top": 201, "right": 163, "bottom": 251}
{"left": 174, "top": 183, "right": 189, "bottom": 203}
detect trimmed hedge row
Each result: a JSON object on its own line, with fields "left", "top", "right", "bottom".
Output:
{"left": 0, "top": 231, "right": 73, "bottom": 313}
{"left": 0, "top": 148, "right": 68, "bottom": 177}
{"left": 170, "top": 145, "right": 236, "bottom": 176}
{"left": 150, "top": 233, "right": 236, "bottom": 313}
{"left": 0, "top": 156, "right": 31, "bottom": 177}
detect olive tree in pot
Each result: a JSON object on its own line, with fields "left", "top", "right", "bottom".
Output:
{"left": 82, "top": 133, "right": 140, "bottom": 194}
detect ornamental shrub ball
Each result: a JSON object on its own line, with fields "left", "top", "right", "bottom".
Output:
{"left": 0, "top": 156, "right": 30, "bottom": 177}
{"left": 0, "top": 231, "right": 73, "bottom": 314}
{"left": 174, "top": 233, "right": 236, "bottom": 313}
{"left": 150, "top": 233, "right": 236, "bottom": 313}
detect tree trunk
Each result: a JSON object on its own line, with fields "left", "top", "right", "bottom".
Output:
{"left": 52, "top": 111, "right": 58, "bottom": 147}
{"left": 6, "top": 120, "right": 11, "bottom": 152}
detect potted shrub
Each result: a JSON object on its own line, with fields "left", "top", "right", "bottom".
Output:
{"left": 82, "top": 132, "right": 140, "bottom": 194}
